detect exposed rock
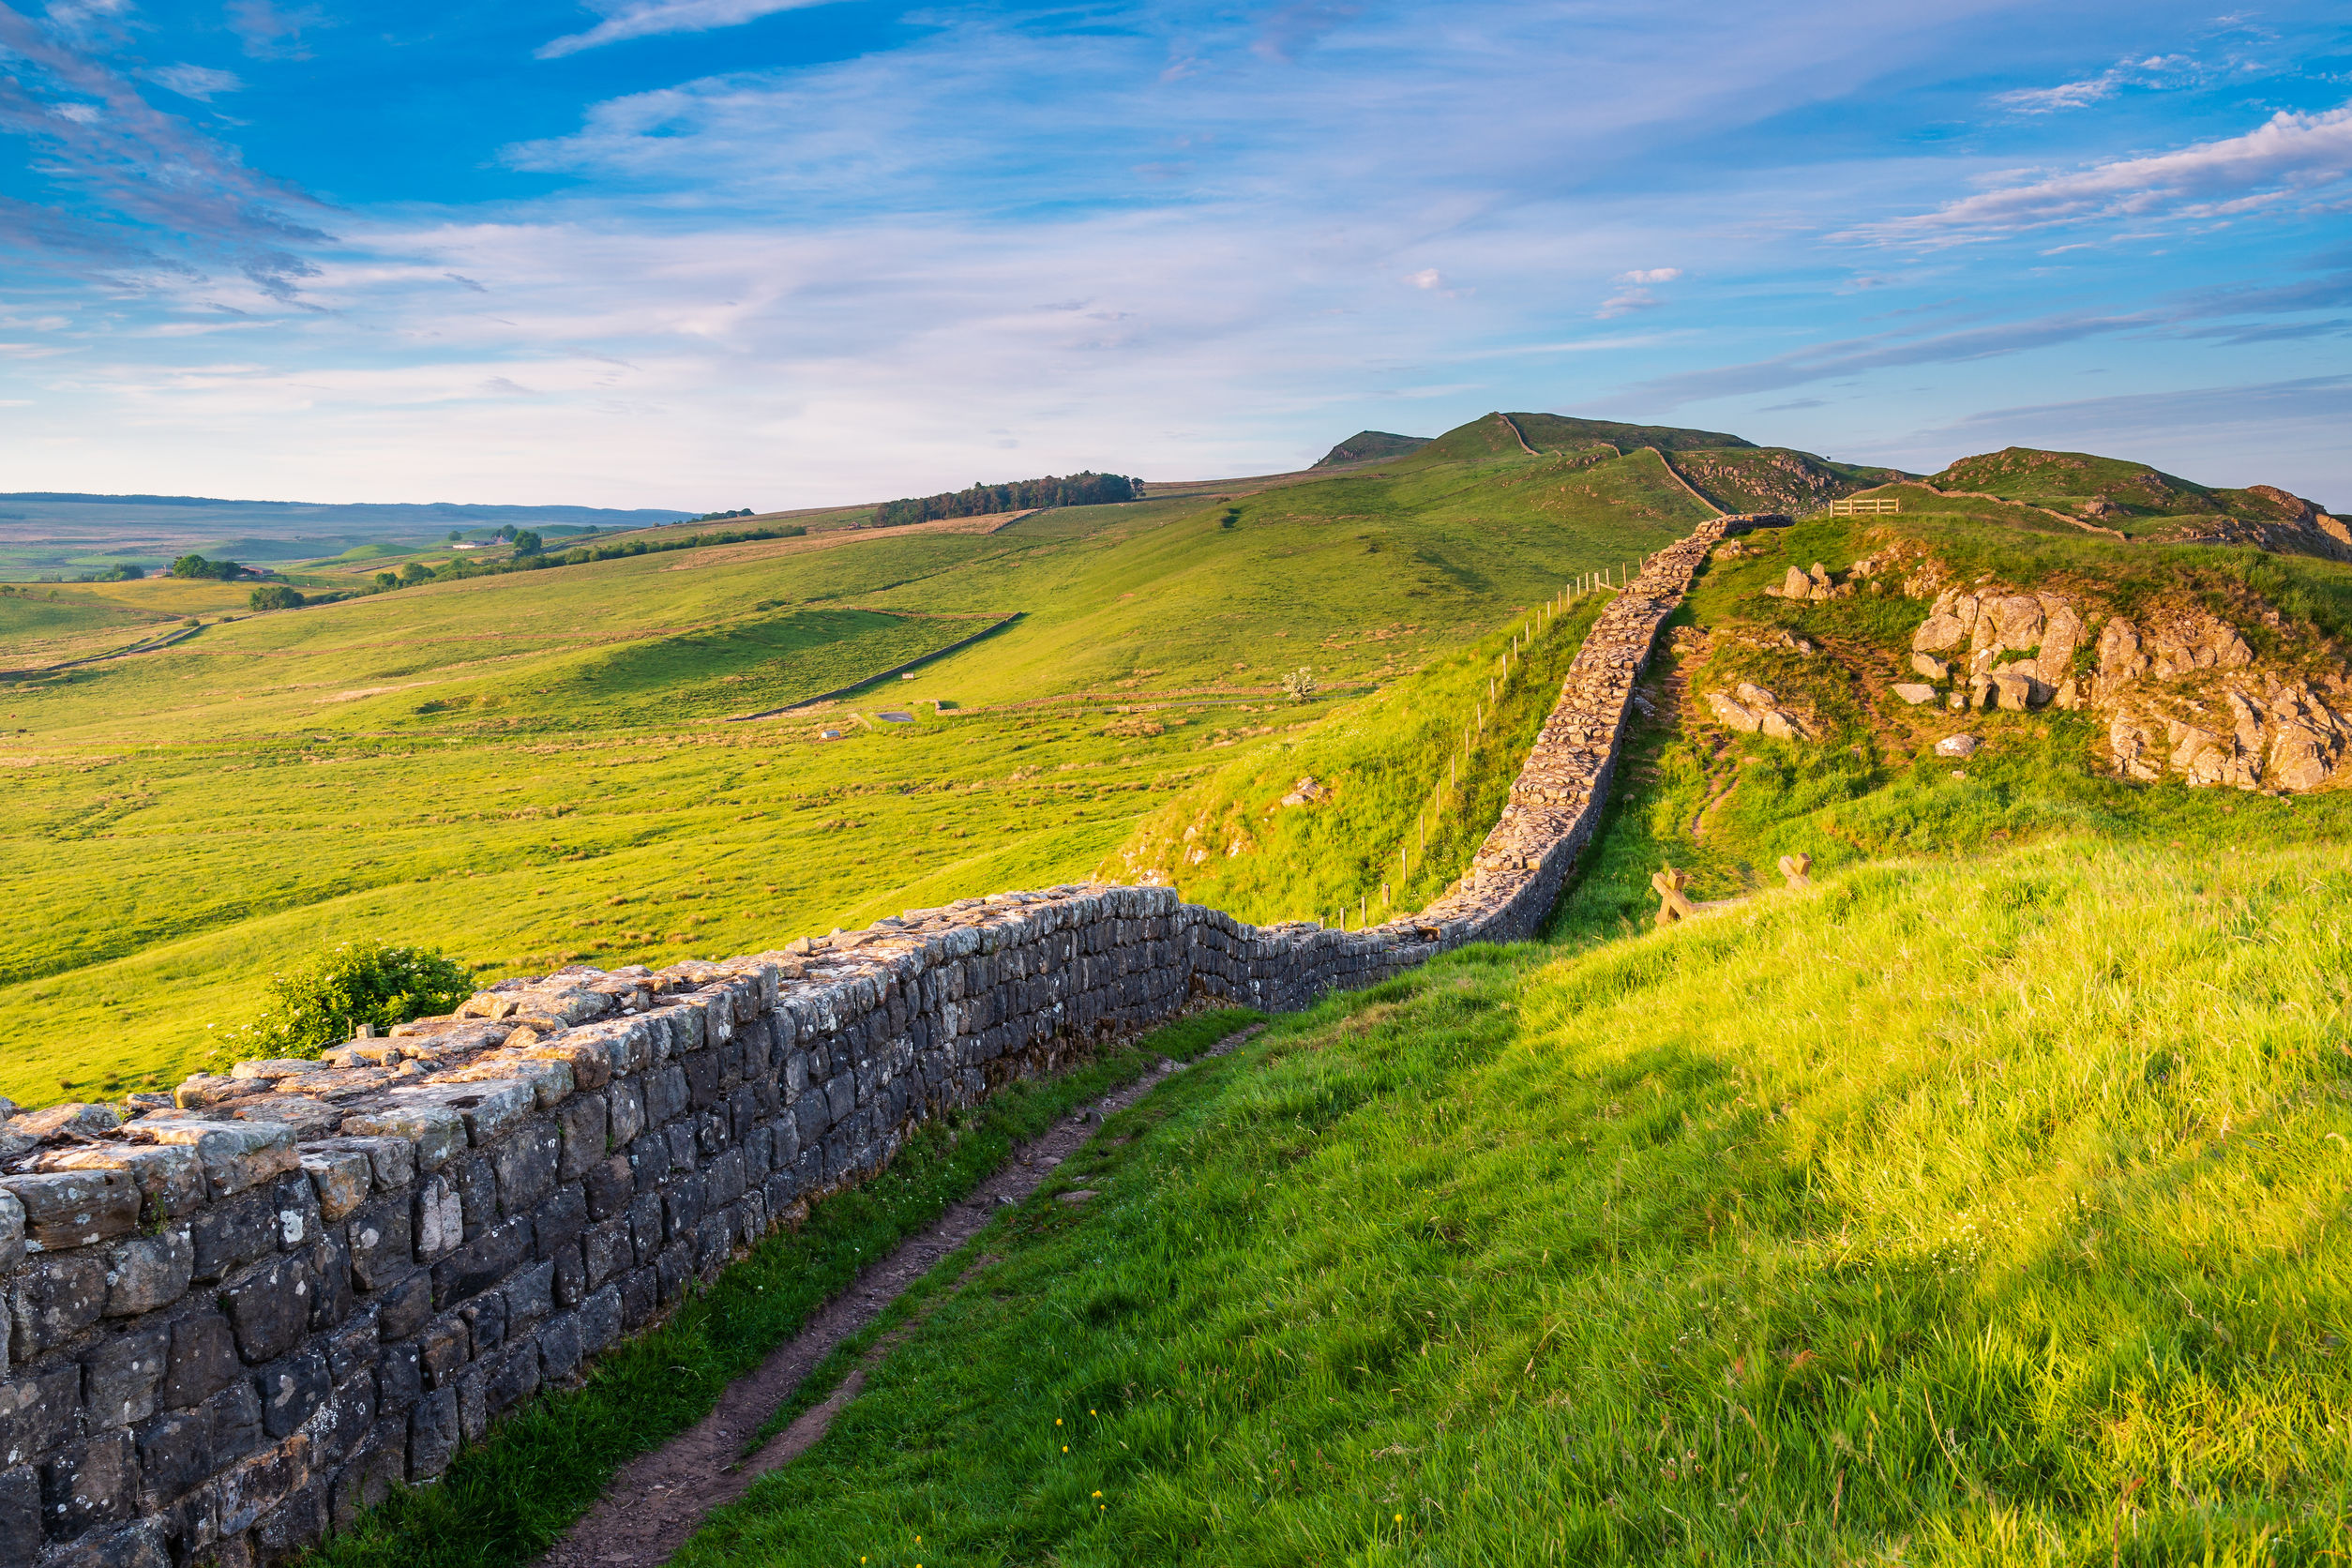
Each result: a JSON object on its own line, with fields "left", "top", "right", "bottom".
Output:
{"left": 1910, "top": 652, "right": 1949, "bottom": 681}
{"left": 1892, "top": 683, "right": 1938, "bottom": 705}
{"left": 1277, "top": 776, "right": 1325, "bottom": 807}
{"left": 1935, "top": 733, "right": 1980, "bottom": 759}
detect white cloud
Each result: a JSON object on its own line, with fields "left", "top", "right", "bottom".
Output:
{"left": 1860, "top": 102, "right": 2352, "bottom": 244}
{"left": 536, "top": 0, "right": 845, "bottom": 59}
{"left": 1993, "top": 53, "right": 2200, "bottom": 113}
{"left": 1597, "top": 267, "right": 1679, "bottom": 317}
{"left": 144, "top": 64, "right": 246, "bottom": 102}
{"left": 1618, "top": 266, "right": 1681, "bottom": 283}
{"left": 1406, "top": 268, "right": 1445, "bottom": 289}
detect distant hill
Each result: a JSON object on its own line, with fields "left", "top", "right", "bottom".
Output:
{"left": 1928, "top": 446, "right": 2335, "bottom": 524}
{"left": 0, "top": 492, "right": 697, "bottom": 580}
{"left": 1314, "top": 431, "right": 1431, "bottom": 467}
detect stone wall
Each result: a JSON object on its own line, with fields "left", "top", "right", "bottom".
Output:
{"left": 0, "top": 513, "right": 1731, "bottom": 1568}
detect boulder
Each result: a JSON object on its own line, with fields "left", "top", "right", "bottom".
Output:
{"left": 1934, "top": 733, "right": 1980, "bottom": 759}
{"left": 1892, "top": 683, "right": 1938, "bottom": 705}
{"left": 1910, "top": 652, "right": 1949, "bottom": 681}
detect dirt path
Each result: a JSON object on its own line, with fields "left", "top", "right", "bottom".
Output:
{"left": 535, "top": 1024, "right": 1262, "bottom": 1568}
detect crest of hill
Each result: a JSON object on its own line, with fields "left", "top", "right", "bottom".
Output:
{"left": 1930, "top": 446, "right": 2334, "bottom": 526}
{"left": 1395, "top": 412, "right": 1758, "bottom": 467}
{"left": 1314, "top": 430, "right": 1432, "bottom": 467}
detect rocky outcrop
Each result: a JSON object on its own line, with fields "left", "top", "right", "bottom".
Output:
{"left": 1893, "top": 576, "right": 2352, "bottom": 792}
{"left": 1705, "top": 682, "right": 1810, "bottom": 739}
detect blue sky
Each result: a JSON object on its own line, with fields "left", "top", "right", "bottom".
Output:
{"left": 0, "top": 0, "right": 2346, "bottom": 508}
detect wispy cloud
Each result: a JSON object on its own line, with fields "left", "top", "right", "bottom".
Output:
{"left": 143, "top": 63, "right": 244, "bottom": 101}
{"left": 535, "top": 0, "right": 844, "bottom": 59}
{"left": 1994, "top": 53, "right": 2200, "bottom": 113}
{"left": 0, "top": 6, "right": 331, "bottom": 294}
{"left": 1597, "top": 266, "right": 1681, "bottom": 318}
{"left": 225, "top": 0, "right": 328, "bottom": 59}
{"left": 1855, "top": 102, "right": 2352, "bottom": 245}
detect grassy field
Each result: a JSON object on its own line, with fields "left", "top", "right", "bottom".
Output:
{"left": 1, "top": 426, "right": 1707, "bottom": 1106}
{"left": 619, "top": 832, "right": 2352, "bottom": 1567}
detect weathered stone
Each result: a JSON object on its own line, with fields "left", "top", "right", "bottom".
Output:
{"left": 131, "top": 1122, "right": 298, "bottom": 1199}
{"left": 1934, "top": 732, "right": 1980, "bottom": 759}
{"left": 408, "top": 1387, "right": 459, "bottom": 1480}
{"left": 297, "top": 1147, "right": 373, "bottom": 1221}
{"left": 39, "top": 1429, "right": 137, "bottom": 1540}
{"left": 1, "top": 1365, "right": 82, "bottom": 1465}
{"left": 1892, "top": 682, "right": 1938, "bottom": 705}
{"left": 0, "top": 1192, "right": 21, "bottom": 1277}
{"left": 1910, "top": 651, "right": 1950, "bottom": 681}
{"left": 337, "top": 1102, "right": 465, "bottom": 1172}
{"left": 12, "top": 1250, "right": 108, "bottom": 1353}
{"left": 3, "top": 1169, "right": 141, "bottom": 1250}
{"left": 83, "top": 1328, "right": 170, "bottom": 1428}
{"left": 13, "top": 1103, "right": 122, "bottom": 1143}
{"left": 257, "top": 1349, "right": 330, "bottom": 1439}
{"left": 160, "top": 1314, "right": 241, "bottom": 1410}
{"left": 430, "top": 1215, "right": 531, "bottom": 1305}
{"left": 46, "top": 1521, "right": 170, "bottom": 1568}
{"left": 220, "top": 1257, "right": 313, "bottom": 1364}
{"left": 346, "top": 1196, "right": 415, "bottom": 1293}
{"left": 99, "top": 1229, "right": 194, "bottom": 1318}
{"left": 36, "top": 1147, "right": 204, "bottom": 1224}
{"left": 0, "top": 1464, "right": 38, "bottom": 1567}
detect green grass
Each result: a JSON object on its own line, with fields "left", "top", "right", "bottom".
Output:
{"left": 661, "top": 837, "right": 2352, "bottom": 1567}
{"left": 1103, "top": 590, "right": 1610, "bottom": 925}
{"left": 1, "top": 429, "right": 1704, "bottom": 1107}
{"left": 303, "top": 1008, "right": 1259, "bottom": 1568}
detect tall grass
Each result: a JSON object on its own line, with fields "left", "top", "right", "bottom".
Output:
{"left": 1105, "top": 591, "right": 1610, "bottom": 926}
{"left": 680, "top": 838, "right": 2352, "bottom": 1566}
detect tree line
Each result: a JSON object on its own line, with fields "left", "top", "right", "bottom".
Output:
{"left": 871, "top": 471, "right": 1140, "bottom": 528}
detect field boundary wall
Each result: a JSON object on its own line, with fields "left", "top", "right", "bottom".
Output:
{"left": 0, "top": 513, "right": 1748, "bottom": 1568}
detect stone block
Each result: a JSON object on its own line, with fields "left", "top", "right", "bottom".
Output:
{"left": 310, "top": 1373, "right": 377, "bottom": 1471}
{"left": 407, "top": 1388, "right": 458, "bottom": 1480}
{"left": 374, "top": 1340, "right": 421, "bottom": 1418}
{"left": 416, "top": 1313, "right": 468, "bottom": 1391}
{"left": 430, "top": 1214, "right": 531, "bottom": 1305}
{"left": 82, "top": 1327, "right": 169, "bottom": 1428}
{"left": 346, "top": 1196, "right": 415, "bottom": 1293}
{"left": 554, "top": 1093, "right": 608, "bottom": 1182}
{"left": 13, "top": 1251, "right": 108, "bottom": 1356}
{"left": 0, "top": 1192, "right": 20, "bottom": 1278}
{"left": 45, "top": 1521, "right": 169, "bottom": 1568}
{"left": 0, "top": 1365, "right": 81, "bottom": 1466}
{"left": 375, "top": 1274, "right": 431, "bottom": 1341}
{"left": 297, "top": 1147, "right": 372, "bottom": 1222}
{"left": 302, "top": 1233, "right": 354, "bottom": 1331}
{"left": 220, "top": 1257, "right": 311, "bottom": 1364}
{"left": 213, "top": 1427, "right": 309, "bottom": 1538}
{"left": 131, "top": 1123, "right": 297, "bottom": 1200}
{"left": 98, "top": 1229, "right": 194, "bottom": 1319}
{"left": 492, "top": 1119, "right": 561, "bottom": 1214}
{"left": 326, "top": 1308, "right": 381, "bottom": 1385}
{"left": 131, "top": 1408, "right": 208, "bottom": 1505}
{"left": 270, "top": 1171, "right": 321, "bottom": 1251}
{"left": 578, "top": 1284, "right": 623, "bottom": 1358}
{"left": 605, "top": 1078, "right": 645, "bottom": 1148}
{"left": 38, "top": 1148, "right": 204, "bottom": 1224}
{"left": 552, "top": 1243, "right": 586, "bottom": 1308}
{"left": 326, "top": 1135, "right": 416, "bottom": 1193}
{"left": 503, "top": 1259, "right": 554, "bottom": 1334}
{"left": 257, "top": 1350, "right": 330, "bottom": 1440}
{"left": 252, "top": 1477, "right": 327, "bottom": 1564}
{"left": 39, "top": 1429, "right": 136, "bottom": 1540}
{"left": 160, "top": 1314, "right": 240, "bottom": 1410}
{"left": 455, "top": 1291, "right": 504, "bottom": 1358}
{"left": 2, "top": 1170, "right": 140, "bottom": 1250}
{"left": 452, "top": 1153, "right": 498, "bottom": 1236}
{"left": 328, "top": 1421, "right": 405, "bottom": 1533}
{"left": 482, "top": 1341, "right": 538, "bottom": 1420}
{"left": 337, "top": 1103, "right": 463, "bottom": 1173}
{"left": 530, "top": 1187, "right": 586, "bottom": 1262}
{"left": 580, "top": 1217, "right": 631, "bottom": 1292}
{"left": 0, "top": 1464, "right": 37, "bottom": 1567}
{"left": 188, "top": 1192, "right": 279, "bottom": 1283}
{"left": 203, "top": 1380, "right": 264, "bottom": 1468}
{"left": 413, "top": 1175, "right": 462, "bottom": 1261}
{"left": 537, "top": 1313, "right": 582, "bottom": 1382}
{"left": 581, "top": 1154, "right": 633, "bottom": 1221}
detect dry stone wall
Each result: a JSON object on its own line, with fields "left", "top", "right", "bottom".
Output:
{"left": 0, "top": 513, "right": 1735, "bottom": 1568}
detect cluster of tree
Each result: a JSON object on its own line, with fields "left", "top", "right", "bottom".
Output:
{"left": 363, "top": 522, "right": 806, "bottom": 592}
{"left": 871, "top": 471, "right": 1140, "bottom": 528}
{"left": 169, "top": 554, "right": 254, "bottom": 580}
{"left": 249, "top": 584, "right": 306, "bottom": 611}
{"left": 689, "top": 507, "right": 758, "bottom": 523}
{"left": 71, "top": 563, "right": 146, "bottom": 582}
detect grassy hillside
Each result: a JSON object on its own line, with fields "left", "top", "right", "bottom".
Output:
{"left": 640, "top": 834, "right": 2352, "bottom": 1567}
{"left": 0, "top": 423, "right": 1705, "bottom": 1106}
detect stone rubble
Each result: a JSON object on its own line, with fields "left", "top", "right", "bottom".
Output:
{"left": 0, "top": 514, "right": 1739, "bottom": 1568}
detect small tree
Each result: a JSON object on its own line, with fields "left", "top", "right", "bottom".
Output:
{"left": 223, "top": 941, "right": 472, "bottom": 1061}
{"left": 446, "top": 529, "right": 463, "bottom": 542}
{"left": 399, "top": 561, "right": 434, "bottom": 585}
{"left": 170, "top": 553, "right": 214, "bottom": 580}
{"left": 374, "top": 570, "right": 400, "bottom": 589}
{"left": 1282, "top": 667, "right": 1317, "bottom": 703}
{"left": 249, "top": 583, "right": 304, "bottom": 611}
{"left": 511, "top": 529, "right": 543, "bottom": 556}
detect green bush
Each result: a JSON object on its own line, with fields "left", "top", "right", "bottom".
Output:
{"left": 248, "top": 583, "right": 305, "bottom": 611}
{"left": 223, "top": 942, "right": 472, "bottom": 1061}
